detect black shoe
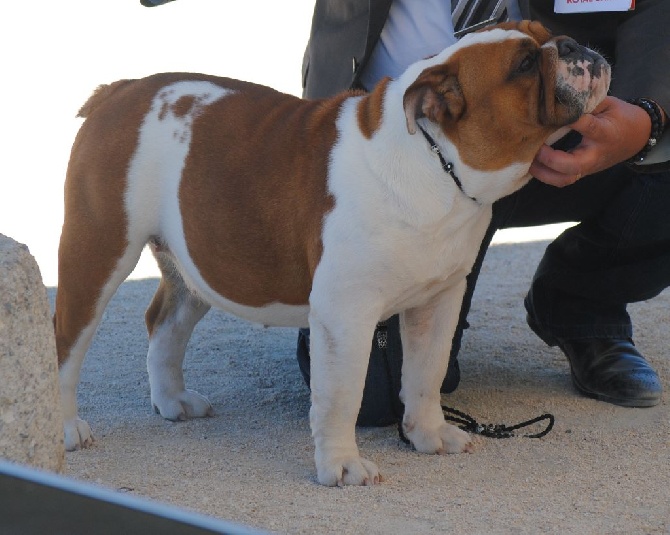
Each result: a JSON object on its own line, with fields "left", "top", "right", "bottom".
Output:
{"left": 527, "top": 315, "right": 662, "bottom": 407}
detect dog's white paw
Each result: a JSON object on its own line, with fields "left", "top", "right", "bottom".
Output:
{"left": 316, "top": 452, "right": 382, "bottom": 487}
{"left": 152, "top": 389, "right": 214, "bottom": 421}
{"left": 405, "top": 421, "right": 474, "bottom": 455}
{"left": 63, "top": 417, "right": 94, "bottom": 451}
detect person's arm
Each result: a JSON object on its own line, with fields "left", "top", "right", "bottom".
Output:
{"left": 527, "top": 0, "right": 670, "bottom": 185}
{"left": 302, "top": 0, "right": 391, "bottom": 99}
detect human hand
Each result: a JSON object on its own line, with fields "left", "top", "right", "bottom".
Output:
{"left": 529, "top": 96, "right": 653, "bottom": 187}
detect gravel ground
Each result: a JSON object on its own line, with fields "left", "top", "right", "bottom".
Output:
{"left": 49, "top": 239, "right": 669, "bottom": 534}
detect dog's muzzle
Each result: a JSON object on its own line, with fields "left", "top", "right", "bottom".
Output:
{"left": 556, "top": 37, "right": 609, "bottom": 80}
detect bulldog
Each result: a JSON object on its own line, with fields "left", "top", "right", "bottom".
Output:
{"left": 54, "top": 21, "right": 610, "bottom": 486}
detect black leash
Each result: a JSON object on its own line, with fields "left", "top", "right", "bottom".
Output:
{"left": 398, "top": 406, "right": 554, "bottom": 444}
{"left": 441, "top": 405, "right": 555, "bottom": 438}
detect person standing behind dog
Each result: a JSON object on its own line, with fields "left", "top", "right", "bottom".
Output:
{"left": 296, "top": 0, "right": 669, "bottom": 425}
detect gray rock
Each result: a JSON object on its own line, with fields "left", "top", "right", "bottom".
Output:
{"left": 0, "top": 234, "right": 64, "bottom": 472}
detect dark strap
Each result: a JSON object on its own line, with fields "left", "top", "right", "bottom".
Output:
{"left": 441, "top": 405, "right": 555, "bottom": 438}
{"left": 398, "top": 405, "right": 555, "bottom": 444}
{"left": 417, "top": 125, "right": 480, "bottom": 204}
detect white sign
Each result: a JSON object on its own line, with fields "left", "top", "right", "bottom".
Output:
{"left": 555, "top": 0, "right": 634, "bottom": 13}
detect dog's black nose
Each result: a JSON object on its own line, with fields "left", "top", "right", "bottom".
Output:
{"left": 557, "top": 37, "right": 581, "bottom": 60}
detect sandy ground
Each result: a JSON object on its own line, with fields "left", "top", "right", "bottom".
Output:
{"left": 47, "top": 238, "right": 669, "bottom": 534}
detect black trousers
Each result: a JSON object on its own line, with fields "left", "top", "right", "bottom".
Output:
{"left": 456, "top": 163, "right": 670, "bottom": 358}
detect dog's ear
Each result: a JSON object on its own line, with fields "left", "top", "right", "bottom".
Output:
{"left": 403, "top": 64, "right": 465, "bottom": 135}
{"left": 491, "top": 20, "right": 552, "bottom": 45}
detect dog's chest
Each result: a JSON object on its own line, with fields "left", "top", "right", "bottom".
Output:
{"left": 320, "top": 182, "right": 491, "bottom": 315}
{"left": 388, "top": 209, "right": 490, "bottom": 307}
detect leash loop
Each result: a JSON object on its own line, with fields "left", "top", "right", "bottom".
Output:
{"left": 442, "top": 405, "right": 555, "bottom": 439}
{"left": 398, "top": 406, "right": 555, "bottom": 444}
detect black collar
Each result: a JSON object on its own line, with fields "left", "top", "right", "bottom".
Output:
{"left": 417, "top": 125, "right": 480, "bottom": 204}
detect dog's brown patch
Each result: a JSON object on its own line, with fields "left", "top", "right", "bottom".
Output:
{"left": 172, "top": 95, "right": 197, "bottom": 118}
{"left": 55, "top": 78, "right": 156, "bottom": 363}
{"left": 357, "top": 77, "right": 390, "bottom": 139}
{"left": 404, "top": 21, "right": 577, "bottom": 173}
{"left": 442, "top": 37, "right": 556, "bottom": 170}
{"left": 178, "top": 78, "right": 342, "bottom": 307}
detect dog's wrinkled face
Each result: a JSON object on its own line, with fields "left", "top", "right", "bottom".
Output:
{"left": 403, "top": 20, "right": 611, "bottom": 173}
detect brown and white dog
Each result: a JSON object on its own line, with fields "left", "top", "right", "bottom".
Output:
{"left": 54, "top": 21, "right": 610, "bottom": 486}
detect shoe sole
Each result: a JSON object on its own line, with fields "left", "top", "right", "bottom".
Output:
{"left": 570, "top": 375, "right": 660, "bottom": 408}
{"left": 526, "top": 314, "right": 661, "bottom": 408}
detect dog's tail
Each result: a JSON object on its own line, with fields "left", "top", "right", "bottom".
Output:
{"left": 77, "top": 80, "right": 134, "bottom": 118}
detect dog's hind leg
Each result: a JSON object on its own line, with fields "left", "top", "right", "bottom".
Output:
{"left": 55, "top": 228, "right": 146, "bottom": 451}
{"left": 145, "top": 246, "right": 213, "bottom": 421}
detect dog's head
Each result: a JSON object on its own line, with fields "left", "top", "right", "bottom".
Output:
{"left": 402, "top": 21, "right": 610, "bottom": 198}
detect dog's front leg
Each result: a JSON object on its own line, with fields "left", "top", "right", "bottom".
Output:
{"left": 308, "top": 307, "right": 381, "bottom": 486}
{"left": 400, "top": 282, "right": 474, "bottom": 455}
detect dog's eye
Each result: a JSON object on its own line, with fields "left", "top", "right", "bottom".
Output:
{"left": 517, "top": 53, "right": 537, "bottom": 74}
